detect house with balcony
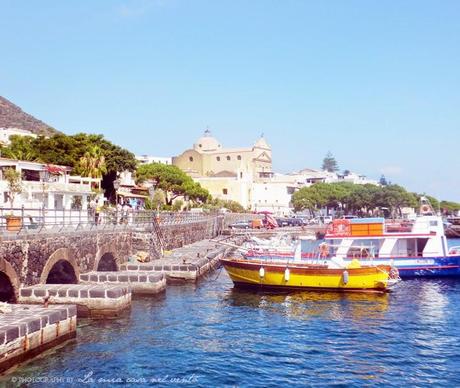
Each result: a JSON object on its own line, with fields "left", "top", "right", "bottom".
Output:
{"left": 0, "top": 157, "right": 99, "bottom": 212}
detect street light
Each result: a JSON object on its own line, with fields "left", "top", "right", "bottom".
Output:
{"left": 113, "top": 179, "right": 120, "bottom": 205}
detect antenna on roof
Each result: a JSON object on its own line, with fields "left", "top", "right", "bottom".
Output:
{"left": 204, "top": 126, "right": 211, "bottom": 136}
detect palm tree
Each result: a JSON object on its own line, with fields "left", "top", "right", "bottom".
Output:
{"left": 78, "top": 145, "right": 107, "bottom": 179}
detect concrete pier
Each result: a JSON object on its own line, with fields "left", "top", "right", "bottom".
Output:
{"left": 19, "top": 285, "right": 131, "bottom": 318}
{"left": 80, "top": 271, "right": 166, "bottom": 294}
{"left": 121, "top": 239, "right": 228, "bottom": 282}
{"left": 0, "top": 304, "right": 76, "bottom": 373}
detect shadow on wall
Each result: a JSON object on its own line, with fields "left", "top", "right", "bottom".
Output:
{"left": 97, "top": 253, "right": 118, "bottom": 272}
{"left": 46, "top": 260, "right": 78, "bottom": 284}
{"left": 0, "top": 272, "right": 16, "bottom": 302}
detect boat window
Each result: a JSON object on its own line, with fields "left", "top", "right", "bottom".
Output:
{"left": 300, "top": 239, "right": 322, "bottom": 257}
{"left": 417, "top": 238, "right": 429, "bottom": 257}
{"left": 346, "top": 239, "right": 383, "bottom": 259}
{"left": 391, "top": 238, "right": 417, "bottom": 257}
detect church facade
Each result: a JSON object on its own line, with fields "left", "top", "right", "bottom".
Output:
{"left": 173, "top": 130, "right": 290, "bottom": 211}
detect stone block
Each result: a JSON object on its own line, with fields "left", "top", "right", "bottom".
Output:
{"left": 99, "top": 275, "right": 107, "bottom": 282}
{"left": 90, "top": 275, "right": 98, "bottom": 282}
{"left": 80, "top": 274, "right": 89, "bottom": 281}
{"left": 108, "top": 275, "right": 118, "bottom": 281}
{"left": 20, "top": 289, "right": 32, "bottom": 297}
{"left": 107, "top": 289, "right": 121, "bottom": 298}
{"left": 89, "top": 289, "right": 106, "bottom": 298}
{"left": 5, "top": 326, "right": 19, "bottom": 343}
{"left": 67, "top": 305, "right": 77, "bottom": 317}
{"left": 58, "top": 289, "right": 67, "bottom": 297}
{"left": 154, "top": 266, "right": 163, "bottom": 271}
{"left": 26, "top": 318, "right": 42, "bottom": 333}
{"left": 119, "top": 275, "right": 128, "bottom": 282}
{"left": 80, "top": 290, "right": 88, "bottom": 298}
{"left": 48, "top": 311, "right": 62, "bottom": 325}
{"left": 69, "top": 290, "right": 78, "bottom": 298}
{"left": 129, "top": 275, "right": 139, "bottom": 282}
{"left": 34, "top": 289, "right": 46, "bottom": 297}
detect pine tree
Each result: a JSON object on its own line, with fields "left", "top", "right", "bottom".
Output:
{"left": 321, "top": 152, "right": 339, "bottom": 172}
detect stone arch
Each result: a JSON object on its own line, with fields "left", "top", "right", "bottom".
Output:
{"left": 0, "top": 259, "right": 20, "bottom": 303}
{"left": 40, "top": 248, "right": 80, "bottom": 284}
{"left": 96, "top": 252, "right": 118, "bottom": 272}
{"left": 94, "top": 244, "right": 122, "bottom": 272}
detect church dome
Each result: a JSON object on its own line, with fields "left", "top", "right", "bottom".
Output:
{"left": 254, "top": 134, "right": 270, "bottom": 149}
{"left": 194, "top": 129, "right": 221, "bottom": 152}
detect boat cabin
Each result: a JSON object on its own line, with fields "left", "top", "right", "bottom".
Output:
{"left": 301, "top": 216, "right": 449, "bottom": 260}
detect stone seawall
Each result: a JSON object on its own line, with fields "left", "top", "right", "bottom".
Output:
{"left": 133, "top": 216, "right": 224, "bottom": 259}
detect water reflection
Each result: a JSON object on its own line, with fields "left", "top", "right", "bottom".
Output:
{"left": 224, "top": 286, "right": 390, "bottom": 322}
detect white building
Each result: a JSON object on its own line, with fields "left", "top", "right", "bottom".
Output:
{"left": 0, "top": 127, "right": 37, "bottom": 146}
{"left": 336, "top": 171, "right": 379, "bottom": 185}
{"left": 0, "top": 158, "right": 98, "bottom": 211}
{"left": 136, "top": 155, "right": 172, "bottom": 165}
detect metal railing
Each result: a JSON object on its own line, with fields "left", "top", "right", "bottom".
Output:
{"left": 0, "top": 207, "right": 237, "bottom": 235}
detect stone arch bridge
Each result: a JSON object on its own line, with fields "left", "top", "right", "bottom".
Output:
{"left": 0, "top": 214, "right": 226, "bottom": 302}
{"left": 0, "top": 230, "right": 132, "bottom": 303}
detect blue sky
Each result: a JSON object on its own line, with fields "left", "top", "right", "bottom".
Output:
{"left": 1, "top": 0, "right": 459, "bottom": 201}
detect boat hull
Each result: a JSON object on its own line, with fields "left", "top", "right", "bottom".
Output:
{"left": 221, "top": 258, "right": 391, "bottom": 292}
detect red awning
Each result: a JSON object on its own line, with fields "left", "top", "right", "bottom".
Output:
{"left": 46, "top": 165, "right": 68, "bottom": 174}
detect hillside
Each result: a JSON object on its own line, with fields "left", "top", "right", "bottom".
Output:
{"left": 0, "top": 96, "right": 59, "bottom": 136}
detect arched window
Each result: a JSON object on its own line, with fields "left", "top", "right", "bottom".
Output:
{"left": 237, "top": 155, "right": 242, "bottom": 160}
{"left": 216, "top": 156, "right": 220, "bottom": 161}
{"left": 227, "top": 156, "right": 231, "bottom": 161}
{"left": 189, "top": 156, "right": 194, "bottom": 162}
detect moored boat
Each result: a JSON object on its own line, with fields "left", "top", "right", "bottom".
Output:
{"left": 239, "top": 201, "right": 460, "bottom": 278}
{"left": 220, "top": 257, "right": 398, "bottom": 293}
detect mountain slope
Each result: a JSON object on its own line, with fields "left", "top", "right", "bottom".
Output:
{"left": 0, "top": 96, "right": 59, "bottom": 136}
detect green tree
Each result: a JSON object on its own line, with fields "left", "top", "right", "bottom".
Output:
{"left": 0, "top": 135, "right": 39, "bottom": 161}
{"left": 321, "top": 152, "right": 339, "bottom": 172}
{"left": 1, "top": 133, "right": 137, "bottom": 201}
{"left": 78, "top": 145, "right": 107, "bottom": 178}
{"left": 171, "top": 199, "right": 184, "bottom": 212}
{"left": 3, "top": 168, "right": 23, "bottom": 209}
{"left": 440, "top": 200, "right": 460, "bottom": 214}
{"left": 136, "top": 163, "right": 210, "bottom": 206}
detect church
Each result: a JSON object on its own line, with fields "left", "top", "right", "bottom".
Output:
{"left": 173, "top": 129, "right": 272, "bottom": 180}
{"left": 173, "top": 130, "right": 281, "bottom": 210}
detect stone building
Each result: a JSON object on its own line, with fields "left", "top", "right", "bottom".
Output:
{"left": 173, "top": 130, "right": 276, "bottom": 210}
{"left": 173, "top": 129, "right": 272, "bottom": 181}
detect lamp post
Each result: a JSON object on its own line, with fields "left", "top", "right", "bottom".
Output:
{"left": 113, "top": 179, "right": 120, "bottom": 205}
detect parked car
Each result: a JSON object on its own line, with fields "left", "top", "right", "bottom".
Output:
{"left": 287, "top": 217, "right": 303, "bottom": 226}
{"left": 275, "top": 218, "right": 289, "bottom": 227}
{"left": 341, "top": 215, "right": 358, "bottom": 220}
{"left": 229, "top": 221, "right": 250, "bottom": 229}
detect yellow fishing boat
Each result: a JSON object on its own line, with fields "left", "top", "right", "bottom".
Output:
{"left": 220, "top": 257, "right": 398, "bottom": 293}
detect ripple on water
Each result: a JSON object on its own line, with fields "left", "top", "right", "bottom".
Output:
{"left": 2, "top": 273, "right": 460, "bottom": 387}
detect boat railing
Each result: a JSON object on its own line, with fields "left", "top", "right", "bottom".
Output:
{"left": 384, "top": 220, "right": 414, "bottom": 234}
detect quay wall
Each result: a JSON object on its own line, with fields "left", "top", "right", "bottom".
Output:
{"left": 0, "top": 214, "right": 239, "bottom": 294}
{"left": 133, "top": 216, "right": 224, "bottom": 259}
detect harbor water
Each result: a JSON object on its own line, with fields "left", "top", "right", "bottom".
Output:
{"left": 3, "top": 239, "right": 460, "bottom": 387}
